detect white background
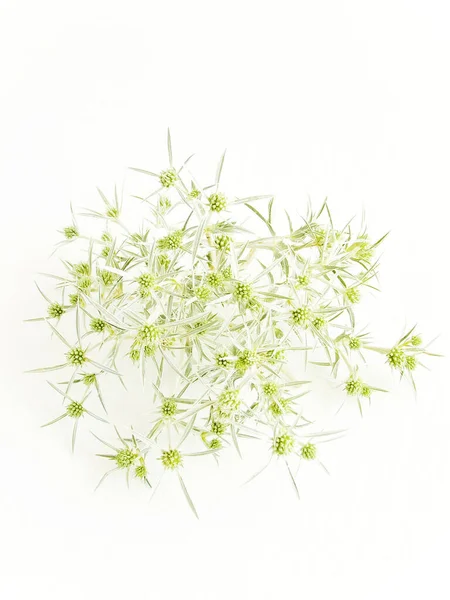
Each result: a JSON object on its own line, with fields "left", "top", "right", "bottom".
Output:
{"left": 1, "top": 1, "right": 450, "bottom": 598}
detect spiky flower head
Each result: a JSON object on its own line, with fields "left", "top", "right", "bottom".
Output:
{"left": 211, "top": 421, "right": 227, "bottom": 436}
{"left": 312, "top": 315, "right": 326, "bottom": 330}
{"left": 216, "top": 352, "right": 232, "bottom": 369}
{"left": 90, "top": 318, "right": 106, "bottom": 333}
{"left": 301, "top": 443, "right": 317, "bottom": 460}
{"left": 64, "top": 226, "right": 78, "bottom": 239}
{"left": 217, "top": 389, "right": 240, "bottom": 416}
{"left": 296, "top": 274, "right": 310, "bottom": 288}
{"left": 209, "top": 438, "right": 222, "bottom": 450}
{"left": 215, "top": 234, "right": 231, "bottom": 253}
{"left": 263, "top": 382, "right": 279, "bottom": 397}
{"left": 138, "top": 324, "right": 159, "bottom": 343}
{"left": 67, "top": 347, "right": 86, "bottom": 366}
{"left": 106, "top": 206, "right": 119, "bottom": 218}
{"left": 345, "top": 287, "right": 361, "bottom": 304}
{"left": 158, "top": 230, "right": 183, "bottom": 251}
{"left": 195, "top": 286, "right": 211, "bottom": 302}
{"left": 161, "top": 399, "right": 177, "bottom": 418}
{"left": 236, "top": 349, "right": 258, "bottom": 373}
{"left": 361, "top": 385, "right": 372, "bottom": 398}
{"left": 160, "top": 449, "right": 182, "bottom": 470}
{"left": 137, "top": 272, "right": 155, "bottom": 297}
{"left": 348, "top": 336, "right": 361, "bottom": 350}
{"left": 82, "top": 373, "right": 97, "bottom": 386}
{"left": 99, "top": 270, "right": 115, "bottom": 287}
{"left": 292, "top": 306, "right": 311, "bottom": 326}
{"left": 345, "top": 376, "right": 362, "bottom": 396}
{"left": 115, "top": 448, "right": 138, "bottom": 469}
{"left": 221, "top": 265, "right": 232, "bottom": 279}
{"left": 69, "top": 293, "right": 84, "bottom": 306}
{"left": 269, "top": 397, "right": 291, "bottom": 416}
{"left": 405, "top": 355, "right": 417, "bottom": 371}
{"left": 208, "top": 192, "right": 227, "bottom": 212}
{"left": 135, "top": 463, "right": 147, "bottom": 479}
{"left": 66, "top": 401, "right": 84, "bottom": 418}
{"left": 411, "top": 335, "right": 422, "bottom": 347}
{"left": 48, "top": 303, "right": 65, "bottom": 319}
{"left": 206, "top": 272, "right": 222, "bottom": 288}
{"left": 159, "top": 168, "right": 178, "bottom": 188}
{"left": 387, "top": 347, "right": 406, "bottom": 370}
{"left": 234, "top": 281, "right": 253, "bottom": 303}
{"left": 273, "top": 433, "right": 294, "bottom": 456}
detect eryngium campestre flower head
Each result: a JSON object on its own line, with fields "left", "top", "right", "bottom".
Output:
{"left": 273, "top": 433, "right": 294, "bottom": 456}
{"left": 208, "top": 192, "right": 227, "bottom": 212}
{"left": 160, "top": 449, "right": 182, "bottom": 470}
{"left": 115, "top": 448, "right": 138, "bottom": 469}
{"left": 66, "top": 401, "right": 84, "bottom": 418}
{"left": 48, "top": 303, "right": 65, "bottom": 319}
{"left": 66, "top": 347, "right": 86, "bottom": 366}
{"left": 301, "top": 443, "right": 316, "bottom": 460}
{"left": 159, "top": 168, "right": 178, "bottom": 188}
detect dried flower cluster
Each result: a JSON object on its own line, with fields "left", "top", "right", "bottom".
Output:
{"left": 27, "top": 132, "right": 436, "bottom": 516}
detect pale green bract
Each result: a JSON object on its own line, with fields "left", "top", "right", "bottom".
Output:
{"left": 27, "top": 131, "right": 437, "bottom": 517}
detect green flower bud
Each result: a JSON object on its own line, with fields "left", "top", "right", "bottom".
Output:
{"left": 236, "top": 349, "right": 258, "bottom": 372}
{"left": 115, "top": 448, "right": 138, "bottom": 469}
{"left": 206, "top": 272, "right": 223, "bottom": 288}
{"left": 345, "top": 376, "right": 362, "bottom": 396}
{"left": 387, "top": 347, "right": 406, "bottom": 370}
{"left": 234, "top": 282, "right": 253, "bottom": 302}
{"left": 221, "top": 265, "right": 232, "bottom": 279}
{"left": 301, "top": 442, "right": 316, "bottom": 460}
{"left": 345, "top": 287, "right": 361, "bottom": 304}
{"left": 348, "top": 336, "right": 361, "bottom": 350}
{"left": 160, "top": 449, "right": 182, "bottom": 470}
{"left": 216, "top": 352, "right": 232, "bottom": 369}
{"left": 48, "top": 302, "right": 65, "bottom": 319}
{"left": 67, "top": 347, "right": 86, "bottom": 366}
{"left": 138, "top": 324, "right": 159, "bottom": 343}
{"left": 135, "top": 463, "right": 147, "bottom": 479}
{"left": 211, "top": 421, "right": 227, "bottom": 435}
{"left": 295, "top": 274, "right": 310, "bottom": 288}
{"left": 262, "top": 382, "right": 279, "bottom": 397}
{"left": 312, "top": 315, "right": 326, "bottom": 330}
{"left": 64, "top": 226, "right": 78, "bottom": 239}
{"left": 269, "top": 398, "right": 290, "bottom": 416}
{"left": 159, "top": 169, "right": 178, "bottom": 188}
{"left": 158, "top": 230, "right": 183, "bottom": 251}
{"left": 208, "top": 192, "right": 227, "bottom": 212}
{"left": 99, "top": 270, "right": 115, "bottom": 287}
{"left": 195, "top": 286, "right": 211, "bottom": 302}
{"left": 292, "top": 306, "right": 311, "bottom": 326}
{"left": 215, "top": 234, "right": 231, "bottom": 253}
{"left": 273, "top": 433, "right": 294, "bottom": 456}
{"left": 82, "top": 373, "right": 97, "bottom": 386}
{"left": 66, "top": 401, "right": 84, "bottom": 418}
{"left": 209, "top": 438, "right": 222, "bottom": 450}
{"left": 69, "top": 293, "right": 84, "bottom": 306}
{"left": 161, "top": 399, "right": 177, "bottom": 418}
{"left": 106, "top": 207, "right": 119, "bottom": 219}
{"left": 411, "top": 335, "right": 422, "bottom": 347}
{"left": 90, "top": 318, "right": 106, "bottom": 333}
{"left": 405, "top": 355, "right": 417, "bottom": 371}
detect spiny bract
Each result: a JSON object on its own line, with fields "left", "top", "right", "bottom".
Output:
{"left": 27, "top": 132, "right": 435, "bottom": 517}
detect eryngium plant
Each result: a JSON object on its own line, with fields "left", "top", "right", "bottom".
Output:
{"left": 27, "top": 132, "right": 436, "bottom": 517}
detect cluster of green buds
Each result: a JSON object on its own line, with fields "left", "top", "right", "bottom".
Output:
{"left": 27, "top": 133, "right": 436, "bottom": 515}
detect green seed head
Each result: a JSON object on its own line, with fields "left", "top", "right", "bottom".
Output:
{"left": 101, "top": 232, "right": 112, "bottom": 243}
{"left": 216, "top": 352, "right": 232, "bottom": 369}
{"left": 160, "top": 449, "right": 182, "bottom": 470}
{"left": 99, "top": 270, "right": 115, "bottom": 287}
{"left": 138, "top": 324, "right": 159, "bottom": 343}
{"left": 159, "top": 168, "right": 178, "bottom": 188}
{"left": 66, "top": 401, "right": 84, "bottom": 418}
{"left": 158, "top": 230, "right": 183, "bottom": 251}
{"left": 301, "top": 442, "right": 316, "bottom": 460}
{"left": 263, "top": 382, "right": 279, "bottom": 397}
{"left": 234, "top": 281, "right": 253, "bottom": 302}
{"left": 387, "top": 347, "right": 406, "bottom": 370}
{"left": 143, "top": 344, "right": 156, "bottom": 357}
{"left": 77, "top": 275, "right": 92, "bottom": 291}
{"left": 312, "top": 315, "right": 326, "bottom": 330}
{"left": 411, "top": 335, "right": 422, "bottom": 347}
{"left": 64, "top": 226, "right": 78, "bottom": 239}
{"left": 273, "top": 433, "right": 294, "bottom": 456}
{"left": 106, "top": 207, "right": 119, "bottom": 219}
{"left": 101, "top": 246, "right": 112, "bottom": 258}
{"left": 161, "top": 399, "right": 177, "bottom": 418}
{"left": 215, "top": 234, "right": 231, "bottom": 253}
{"left": 292, "top": 306, "right": 311, "bottom": 326}
{"left": 348, "top": 336, "right": 361, "bottom": 350}
{"left": 48, "top": 303, "right": 65, "bottom": 319}
{"left": 135, "top": 463, "right": 147, "bottom": 479}
{"left": 69, "top": 293, "right": 84, "bottom": 307}
{"left": 90, "top": 318, "right": 106, "bottom": 333}
{"left": 82, "top": 373, "right": 97, "bottom": 386}
{"left": 296, "top": 274, "right": 310, "bottom": 288}
{"left": 115, "top": 448, "right": 138, "bottom": 469}
{"left": 74, "top": 262, "right": 90, "bottom": 276}
{"left": 67, "top": 347, "right": 86, "bottom": 366}
{"left": 405, "top": 355, "right": 417, "bottom": 371}
{"left": 211, "top": 421, "right": 227, "bottom": 435}
{"left": 208, "top": 192, "right": 227, "bottom": 212}
{"left": 195, "top": 286, "right": 211, "bottom": 302}
{"left": 130, "top": 348, "right": 141, "bottom": 362}
{"left": 221, "top": 265, "right": 233, "bottom": 279}
{"left": 361, "top": 385, "right": 372, "bottom": 398}
{"left": 345, "top": 376, "right": 362, "bottom": 396}
{"left": 345, "top": 287, "right": 361, "bottom": 304}
{"left": 206, "top": 272, "right": 223, "bottom": 288}
{"left": 209, "top": 438, "right": 222, "bottom": 450}
{"left": 269, "top": 398, "right": 290, "bottom": 416}
{"left": 236, "top": 349, "right": 258, "bottom": 372}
